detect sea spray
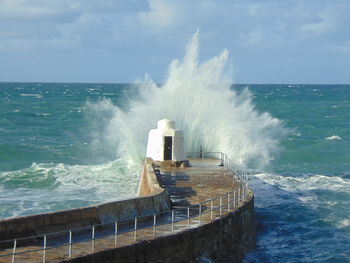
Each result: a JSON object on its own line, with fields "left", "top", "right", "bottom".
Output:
{"left": 100, "top": 32, "right": 286, "bottom": 169}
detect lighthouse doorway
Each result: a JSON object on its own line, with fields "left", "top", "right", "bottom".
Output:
{"left": 164, "top": 136, "right": 172, "bottom": 160}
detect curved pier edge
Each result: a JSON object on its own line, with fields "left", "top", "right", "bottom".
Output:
{"left": 0, "top": 159, "right": 171, "bottom": 241}
{"left": 61, "top": 192, "right": 255, "bottom": 263}
{"left": 0, "top": 157, "right": 256, "bottom": 262}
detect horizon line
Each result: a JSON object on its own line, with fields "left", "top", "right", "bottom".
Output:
{"left": 0, "top": 81, "right": 349, "bottom": 86}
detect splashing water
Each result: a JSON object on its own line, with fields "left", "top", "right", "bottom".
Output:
{"left": 101, "top": 32, "right": 286, "bottom": 169}
{"left": 0, "top": 32, "right": 286, "bottom": 219}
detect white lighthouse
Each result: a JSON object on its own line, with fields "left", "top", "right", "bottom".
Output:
{"left": 146, "top": 119, "right": 187, "bottom": 162}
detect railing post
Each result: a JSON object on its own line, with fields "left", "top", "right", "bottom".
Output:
{"left": 91, "top": 226, "right": 95, "bottom": 252}
{"left": 238, "top": 187, "right": 241, "bottom": 203}
{"left": 243, "top": 184, "right": 246, "bottom": 201}
{"left": 133, "top": 217, "right": 137, "bottom": 242}
{"left": 199, "top": 204, "right": 202, "bottom": 215}
{"left": 219, "top": 197, "right": 222, "bottom": 215}
{"left": 114, "top": 221, "right": 118, "bottom": 246}
{"left": 171, "top": 210, "right": 174, "bottom": 223}
{"left": 210, "top": 200, "right": 213, "bottom": 220}
{"left": 234, "top": 190, "right": 236, "bottom": 207}
{"left": 43, "top": 235, "right": 46, "bottom": 263}
{"left": 153, "top": 215, "right": 156, "bottom": 237}
{"left": 68, "top": 230, "right": 72, "bottom": 258}
{"left": 12, "top": 239, "right": 16, "bottom": 263}
{"left": 187, "top": 207, "right": 190, "bottom": 227}
{"left": 228, "top": 193, "right": 230, "bottom": 211}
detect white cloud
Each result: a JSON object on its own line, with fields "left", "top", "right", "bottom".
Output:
{"left": 0, "top": 0, "right": 145, "bottom": 53}
{"left": 247, "top": 3, "right": 261, "bottom": 16}
{"left": 299, "top": 2, "right": 350, "bottom": 37}
{"left": 0, "top": 0, "right": 78, "bottom": 20}
{"left": 139, "top": 0, "right": 177, "bottom": 30}
{"left": 301, "top": 12, "right": 334, "bottom": 36}
{"left": 328, "top": 40, "right": 350, "bottom": 55}
{"left": 0, "top": 0, "right": 350, "bottom": 83}
{"left": 240, "top": 29, "right": 262, "bottom": 46}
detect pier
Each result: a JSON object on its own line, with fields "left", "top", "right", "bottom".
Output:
{"left": 0, "top": 119, "right": 255, "bottom": 262}
{"left": 0, "top": 153, "right": 255, "bottom": 262}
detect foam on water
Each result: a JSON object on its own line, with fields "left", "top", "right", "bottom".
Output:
{"left": 324, "top": 135, "right": 342, "bottom": 140}
{"left": 0, "top": 161, "right": 139, "bottom": 218}
{"left": 244, "top": 172, "right": 350, "bottom": 262}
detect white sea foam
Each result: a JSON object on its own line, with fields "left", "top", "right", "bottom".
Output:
{"left": 20, "top": 93, "right": 43, "bottom": 99}
{"left": 0, "top": 161, "right": 139, "bottom": 218}
{"left": 245, "top": 170, "right": 350, "bottom": 262}
{"left": 324, "top": 135, "right": 342, "bottom": 140}
{"left": 337, "top": 219, "right": 350, "bottom": 228}
{"left": 87, "top": 32, "right": 287, "bottom": 170}
{"left": 35, "top": 113, "right": 51, "bottom": 116}
{"left": 250, "top": 171, "right": 350, "bottom": 211}
{"left": 253, "top": 172, "right": 350, "bottom": 193}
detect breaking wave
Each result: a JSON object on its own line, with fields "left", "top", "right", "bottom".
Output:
{"left": 89, "top": 32, "right": 287, "bottom": 170}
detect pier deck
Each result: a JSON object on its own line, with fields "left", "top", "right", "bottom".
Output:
{"left": 0, "top": 158, "right": 249, "bottom": 263}
{"left": 157, "top": 158, "right": 239, "bottom": 207}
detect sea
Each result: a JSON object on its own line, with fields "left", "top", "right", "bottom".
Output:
{"left": 0, "top": 34, "right": 349, "bottom": 262}
{"left": 0, "top": 82, "right": 349, "bottom": 262}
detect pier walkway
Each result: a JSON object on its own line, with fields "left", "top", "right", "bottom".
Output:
{"left": 0, "top": 157, "right": 251, "bottom": 263}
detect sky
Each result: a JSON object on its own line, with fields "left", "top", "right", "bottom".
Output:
{"left": 0, "top": 0, "right": 349, "bottom": 84}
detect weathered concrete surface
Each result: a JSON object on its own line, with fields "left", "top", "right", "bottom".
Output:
{"left": 0, "top": 159, "right": 171, "bottom": 241}
{"left": 60, "top": 193, "right": 255, "bottom": 263}
{"left": 0, "top": 158, "right": 255, "bottom": 263}
{"left": 58, "top": 158, "right": 255, "bottom": 263}
{"left": 137, "top": 158, "right": 165, "bottom": 196}
{"left": 157, "top": 158, "right": 241, "bottom": 207}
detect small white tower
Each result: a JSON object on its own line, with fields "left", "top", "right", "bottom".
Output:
{"left": 146, "top": 119, "right": 186, "bottom": 162}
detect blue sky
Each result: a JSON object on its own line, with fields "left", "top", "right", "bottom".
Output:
{"left": 0, "top": 0, "right": 349, "bottom": 84}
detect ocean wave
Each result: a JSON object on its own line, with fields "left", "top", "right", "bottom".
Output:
{"left": 252, "top": 172, "right": 350, "bottom": 196}
{"left": 336, "top": 219, "right": 350, "bottom": 228}
{"left": 0, "top": 160, "right": 140, "bottom": 218}
{"left": 324, "top": 135, "right": 342, "bottom": 140}
{"left": 92, "top": 32, "right": 287, "bottom": 169}
{"left": 35, "top": 113, "right": 51, "bottom": 117}
{"left": 245, "top": 172, "right": 350, "bottom": 262}
{"left": 20, "top": 93, "right": 43, "bottom": 99}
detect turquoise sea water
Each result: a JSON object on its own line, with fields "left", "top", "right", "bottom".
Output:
{"left": 0, "top": 83, "right": 349, "bottom": 262}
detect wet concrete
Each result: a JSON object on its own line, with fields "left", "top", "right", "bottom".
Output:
{"left": 157, "top": 158, "right": 239, "bottom": 207}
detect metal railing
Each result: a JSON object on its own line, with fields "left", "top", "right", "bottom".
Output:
{"left": 186, "top": 151, "right": 248, "bottom": 184}
{"left": 0, "top": 152, "right": 249, "bottom": 262}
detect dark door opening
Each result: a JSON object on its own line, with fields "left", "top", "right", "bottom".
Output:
{"left": 164, "top": 136, "right": 172, "bottom": 160}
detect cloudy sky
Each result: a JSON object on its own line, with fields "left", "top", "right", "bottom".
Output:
{"left": 0, "top": 0, "right": 349, "bottom": 84}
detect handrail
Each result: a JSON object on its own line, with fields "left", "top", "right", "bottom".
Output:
{"left": 186, "top": 151, "right": 248, "bottom": 184}
{"left": 0, "top": 152, "right": 249, "bottom": 262}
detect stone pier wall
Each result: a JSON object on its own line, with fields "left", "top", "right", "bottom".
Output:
{"left": 0, "top": 159, "right": 171, "bottom": 241}
{"left": 63, "top": 192, "right": 255, "bottom": 263}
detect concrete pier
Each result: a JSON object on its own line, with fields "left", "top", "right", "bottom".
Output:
{"left": 0, "top": 157, "right": 255, "bottom": 263}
